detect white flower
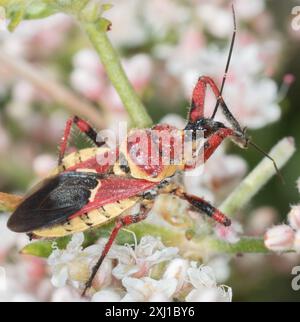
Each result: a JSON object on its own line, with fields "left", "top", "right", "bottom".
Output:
{"left": 122, "top": 276, "right": 177, "bottom": 302}
{"left": 186, "top": 284, "right": 232, "bottom": 302}
{"left": 142, "top": 0, "right": 189, "bottom": 37}
{"left": 235, "top": 0, "right": 265, "bottom": 21}
{"left": 163, "top": 258, "right": 189, "bottom": 292}
{"left": 214, "top": 220, "right": 243, "bottom": 244}
{"left": 92, "top": 288, "right": 122, "bottom": 302}
{"left": 226, "top": 78, "right": 280, "bottom": 129}
{"left": 111, "top": 236, "right": 178, "bottom": 280}
{"left": 207, "top": 256, "right": 231, "bottom": 284}
{"left": 48, "top": 233, "right": 112, "bottom": 290}
{"left": 71, "top": 49, "right": 153, "bottom": 112}
{"left": 197, "top": 4, "right": 233, "bottom": 38}
{"left": 70, "top": 68, "right": 104, "bottom": 101}
{"left": 105, "top": 0, "right": 146, "bottom": 47}
{"left": 123, "top": 54, "right": 153, "bottom": 93}
{"left": 48, "top": 233, "right": 87, "bottom": 288}
{"left": 51, "top": 286, "right": 85, "bottom": 302}
{"left": 185, "top": 262, "right": 232, "bottom": 302}
{"left": 70, "top": 49, "right": 105, "bottom": 101}
{"left": 72, "top": 49, "right": 102, "bottom": 73}
{"left": 264, "top": 225, "right": 295, "bottom": 252}
{"left": 188, "top": 263, "right": 216, "bottom": 288}
{"left": 288, "top": 205, "right": 300, "bottom": 231}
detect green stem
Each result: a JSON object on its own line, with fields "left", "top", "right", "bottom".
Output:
{"left": 20, "top": 222, "right": 275, "bottom": 258}
{"left": 220, "top": 137, "right": 296, "bottom": 217}
{"left": 82, "top": 21, "right": 153, "bottom": 128}
{"left": 121, "top": 224, "right": 288, "bottom": 255}
{"left": 207, "top": 236, "right": 268, "bottom": 254}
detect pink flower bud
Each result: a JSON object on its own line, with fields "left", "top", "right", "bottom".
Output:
{"left": 288, "top": 205, "right": 300, "bottom": 230}
{"left": 264, "top": 225, "right": 295, "bottom": 252}
{"left": 283, "top": 73, "right": 295, "bottom": 86}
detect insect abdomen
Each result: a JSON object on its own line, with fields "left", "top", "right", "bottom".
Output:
{"left": 33, "top": 197, "right": 138, "bottom": 238}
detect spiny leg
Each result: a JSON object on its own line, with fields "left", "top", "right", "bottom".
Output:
{"left": 58, "top": 116, "right": 105, "bottom": 165}
{"left": 188, "top": 76, "right": 242, "bottom": 132}
{"left": 170, "top": 186, "right": 231, "bottom": 227}
{"left": 82, "top": 201, "right": 154, "bottom": 297}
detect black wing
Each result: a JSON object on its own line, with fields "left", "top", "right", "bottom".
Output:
{"left": 7, "top": 171, "right": 100, "bottom": 233}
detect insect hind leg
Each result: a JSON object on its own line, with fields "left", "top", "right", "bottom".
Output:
{"left": 172, "top": 186, "right": 231, "bottom": 226}
{"left": 82, "top": 202, "right": 153, "bottom": 297}
{"left": 58, "top": 116, "right": 105, "bottom": 166}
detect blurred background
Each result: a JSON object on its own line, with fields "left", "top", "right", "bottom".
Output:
{"left": 0, "top": 0, "right": 300, "bottom": 301}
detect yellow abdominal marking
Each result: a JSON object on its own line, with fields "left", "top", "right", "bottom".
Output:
{"left": 33, "top": 197, "right": 139, "bottom": 238}
{"left": 50, "top": 147, "right": 110, "bottom": 175}
{"left": 118, "top": 140, "right": 182, "bottom": 183}
{"left": 33, "top": 147, "right": 140, "bottom": 238}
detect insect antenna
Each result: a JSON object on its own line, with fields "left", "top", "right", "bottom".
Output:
{"left": 248, "top": 140, "right": 284, "bottom": 183}
{"left": 211, "top": 4, "right": 237, "bottom": 119}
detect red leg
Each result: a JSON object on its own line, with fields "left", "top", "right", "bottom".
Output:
{"left": 203, "top": 127, "right": 235, "bottom": 162}
{"left": 82, "top": 203, "right": 153, "bottom": 296}
{"left": 172, "top": 187, "right": 231, "bottom": 226}
{"left": 189, "top": 76, "right": 242, "bottom": 132}
{"left": 189, "top": 76, "right": 219, "bottom": 122}
{"left": 190, "top": 76, "right": 221, "bottom": 121}
{"left": 185, "top": 127, "right": 235, "bottom": 170}
{"left": 58, "top": 116, "right": 105, "bottom": 165}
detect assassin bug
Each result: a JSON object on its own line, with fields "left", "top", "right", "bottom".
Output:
{"left": 7, "top": 6, "right": 280, "bottom": 296}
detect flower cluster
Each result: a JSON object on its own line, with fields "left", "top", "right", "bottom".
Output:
{"left": 71, "top": 50, "right": 153, "bottom": 118}
{"left": 47, "top": 233, "right": 232, "bottom": 302}
{"left": 56, "top": 0, "right": 286, "bottom": 131}
{"left": 0, "top": 215, "right": 53, "bottom": 302}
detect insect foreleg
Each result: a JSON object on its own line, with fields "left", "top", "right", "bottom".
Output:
{"left": 184, "top": 126, "right": 235, "bottom": 170}
{"left": 187, "top": 76, "right": 241, "bottom": 132}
